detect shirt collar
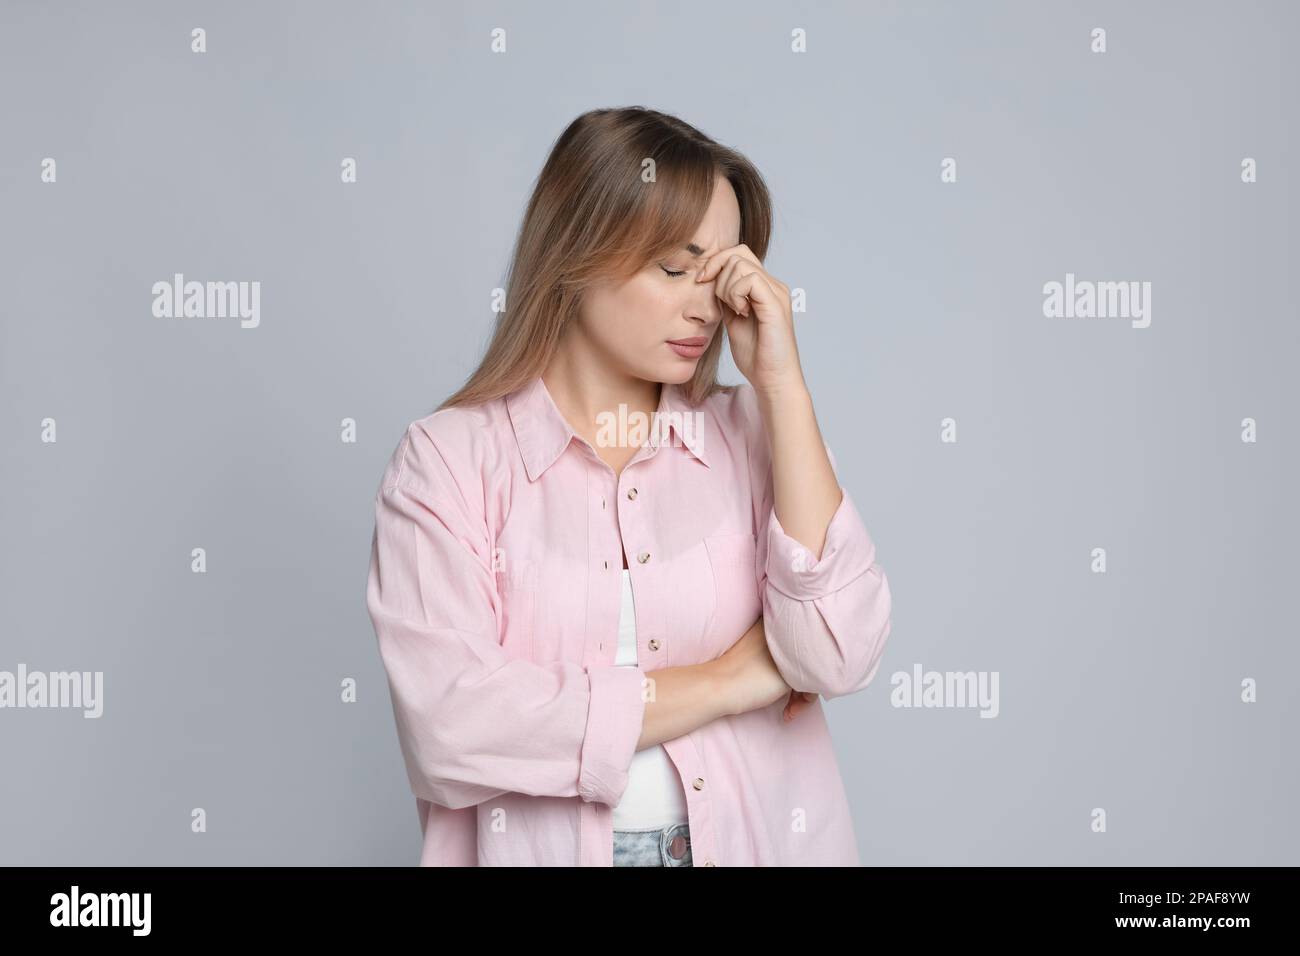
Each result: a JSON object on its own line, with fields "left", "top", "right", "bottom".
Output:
{"left": 506, "top": 375, "right": 710, "bottom": 482}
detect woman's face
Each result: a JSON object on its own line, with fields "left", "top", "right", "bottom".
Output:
{"left": 572, "top": 174, "right": 742, "bottom": 385}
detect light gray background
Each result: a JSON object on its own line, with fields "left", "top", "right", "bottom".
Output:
{"left": 1, "top": 0, "right": 1295, "bottom": 865}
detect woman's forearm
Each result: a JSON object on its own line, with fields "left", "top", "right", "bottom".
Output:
{"left": 635, "top": 660, "right": 732, "bottom": 750}
{"left": 757, "top": 382, "right": 842, "bottom": 560}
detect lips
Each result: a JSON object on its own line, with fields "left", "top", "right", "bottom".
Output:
{"left": 666, "top": 335, "right": 709, "bottom": 360}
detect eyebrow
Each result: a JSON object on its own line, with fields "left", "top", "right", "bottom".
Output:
{"left": 684, "top": 239, "right": 740, "bottom": 258}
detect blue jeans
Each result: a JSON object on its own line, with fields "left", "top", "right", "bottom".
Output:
{"left": 612, "top": 822, "right": 693, "bottom": 867}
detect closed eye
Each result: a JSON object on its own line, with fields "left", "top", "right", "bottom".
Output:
{"left": 660, "top": 264, "right": 687, "bottom": 278}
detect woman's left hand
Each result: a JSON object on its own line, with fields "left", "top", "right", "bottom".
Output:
{"left": 783, "top": 690, "right": 818, "bottom": 722}
{"left": 696, "top": 244, "right": 806, "bottom": 398}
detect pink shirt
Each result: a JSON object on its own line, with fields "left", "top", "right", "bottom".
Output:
{"left": 365, "top": 375, "right": 893, "bottom": 866}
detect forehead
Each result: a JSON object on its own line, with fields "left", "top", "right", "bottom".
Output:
{"left": 685, "top": 179, "right": 741, "bottom": 254}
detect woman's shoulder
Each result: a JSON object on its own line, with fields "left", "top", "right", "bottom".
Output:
{"left": 700, "top": 380, "right": 759, "bottom": 419}
{"left": 676, "top": 380, "right": 768, "bottom": 472}
{"left": 377, "top": 395, "right": 511, "bottom": 499}
{"left": 693, "top": 380, "right": 766, "bottom": 440}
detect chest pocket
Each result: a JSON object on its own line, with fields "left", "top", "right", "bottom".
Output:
{"left": 494, "top": 555, "right": 538, "bottom": 658}
{"left": 702, "top": 531, "right": 761, "bottom": 657}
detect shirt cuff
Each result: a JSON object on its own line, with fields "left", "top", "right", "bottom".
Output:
{"left": 764, "top": 487, "right": 876, "bottom": 602}
{"left": 577, "top": 664, "right": 648, "bottom": 806}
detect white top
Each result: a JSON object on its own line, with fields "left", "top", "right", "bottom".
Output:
{"left": 612, "top": 569, "right": 690, "bottom": 830}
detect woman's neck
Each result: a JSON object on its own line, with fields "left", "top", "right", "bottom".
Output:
{"left": 543, "top": 351, "right": 661, "bottom": 480}
{"left": 542, "top": 353, "right": 660, "bottom": 442}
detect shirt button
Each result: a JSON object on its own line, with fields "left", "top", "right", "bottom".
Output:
{"left": 627, "top": 488, "right": 638, "bottom": 500}
{"left": 692, "top": 777, "right": 704, "bottom": 790}
{"left": 648, "top": 638, "right": 660, "bottom": 651}
{"left": 637, "top": 551, "right": 651, "bottom": 564}
{"left": 703, "top": 861, "right": 716, "bottom": 867}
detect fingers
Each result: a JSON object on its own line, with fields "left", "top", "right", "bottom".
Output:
{"left": 695, "top": 243, "right": 762, "bottom": 283}
{"left": 694, "top": 245, "right": 789, "bottom": 332}
{"left": 782, "top": 689, "right": 797, "bottom": 721}
{"left": 719, "top": 262, "right": 781, "bottom": 320}
{"left": 782, "top": 690, "right": 820, "bottom": 722}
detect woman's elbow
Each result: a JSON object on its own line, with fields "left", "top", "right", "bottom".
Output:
{"left": 398, "top": 727, "right": 509, "bottom": 810}
{"left": 804, "top": 565, "right": 894, "bottom": 701}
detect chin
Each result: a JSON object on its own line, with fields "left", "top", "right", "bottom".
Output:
{"left": 654, "top": 362, "right": 698, "bottom": 385}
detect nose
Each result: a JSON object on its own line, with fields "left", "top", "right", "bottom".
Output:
{"left": 685, "top": 271, "right": 722, "bottom": 326}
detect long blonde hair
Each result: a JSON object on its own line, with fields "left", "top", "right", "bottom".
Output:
{"left": 436, "top": 106, "right": 773, "bottom": 412}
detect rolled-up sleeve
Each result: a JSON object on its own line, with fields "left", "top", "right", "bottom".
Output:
{"left": 752, "top": 433, "right": 893, "bottom": 701}
{"left": 365, "top": 423, "right": 648, "bottom": 811}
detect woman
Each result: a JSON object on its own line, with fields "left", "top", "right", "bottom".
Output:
{"left": 365, "top": 106, "right": 892, "bottom": 867}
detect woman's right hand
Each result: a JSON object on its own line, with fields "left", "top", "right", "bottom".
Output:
{"left": 715, "top": 615, "right": 801, "bottom": 717}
